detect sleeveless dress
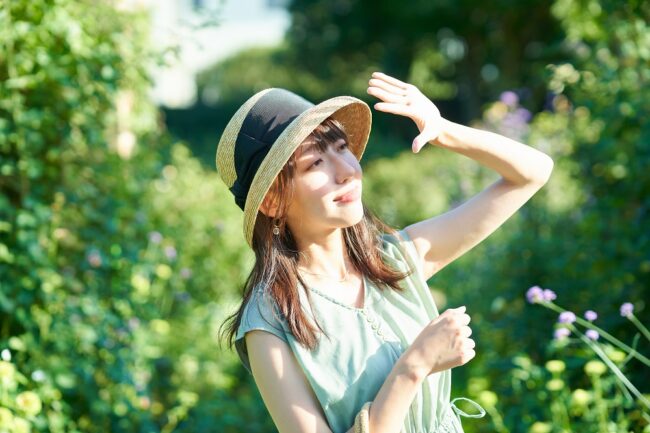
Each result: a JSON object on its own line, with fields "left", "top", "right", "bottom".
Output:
{"left": 234, "top": 228, "right": 485, "bottom": 433}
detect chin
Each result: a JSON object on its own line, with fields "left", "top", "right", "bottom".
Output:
{"left": 342, "top": 206, "right": 365, "bottom": 226}
{"left": 322, "top": 202, "right": 365, "bottom": 226}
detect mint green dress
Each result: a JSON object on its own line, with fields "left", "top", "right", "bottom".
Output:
{"left": 235, "top": 229, "right": 485, "bottom": 433}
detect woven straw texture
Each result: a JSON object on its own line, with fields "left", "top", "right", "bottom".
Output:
{"left": 216, "top": 90, "right": 371, "bottom": 247}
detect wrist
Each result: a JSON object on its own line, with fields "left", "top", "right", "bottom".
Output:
{"left": 432, "top": 118, "right": 458, "bottom": 148}
{"left": 395, "top": 349, "right": 428, "bottom": 383}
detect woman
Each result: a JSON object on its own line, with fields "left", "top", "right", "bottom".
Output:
{"left": 216, "top": 72, "right": 553, "bottom": 433}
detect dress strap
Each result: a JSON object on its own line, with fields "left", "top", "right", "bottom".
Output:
{"left": 450, "top": 397, "right": 486, "bottom": 419}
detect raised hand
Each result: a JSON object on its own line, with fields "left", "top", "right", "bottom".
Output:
{"left": 367, "top": 71, "right": 445, "bottom": 153}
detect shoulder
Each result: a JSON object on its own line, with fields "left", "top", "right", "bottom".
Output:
{"left": 378, "top": 228, "right": 442, "bottom": 318}
{"left": 235, "top": 287, "right": 289, "bottom": 374}
{"left": 379, "top": 228, "right": 424, "bottom": 278}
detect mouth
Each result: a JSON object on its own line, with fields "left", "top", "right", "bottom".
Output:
{"left": 333, "top": 185, "right": 361, "bottom": 203}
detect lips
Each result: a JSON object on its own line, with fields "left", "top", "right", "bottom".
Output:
{"left": 334, "top": 185, "right": 361, "bottom": 202}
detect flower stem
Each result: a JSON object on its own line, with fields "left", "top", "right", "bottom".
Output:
{"left": 572, "top": 326, "right": 650, "bottom": 410}
{"left": 591, "top": 374, "right": 608, "bottom": 433}
{"left": 485, "top": 406, "right": 509, "bottom": 433}
{"left": 542, "top": 302, "right": 650, "bottom": 367}
{"left": 628, "top": 314, "right": 650, "bottom": 342}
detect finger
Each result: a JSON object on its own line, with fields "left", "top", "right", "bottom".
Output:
{"left": 367, "top": 86, "right": 407, "bottom": 104}
{"left": 412, "top": 127, "right": 442, "bottom": 154}
{"left": 465, "top": 338, "right": 476, "bottom": 349}
{"left": 457, "top": 313, "right": 471, "bottom": 326}
{"left": 372, "top": 71, "right": 410, "bottom": 90}
{"left": 368, "top": 78, "right": 406, "bottom": 96}
{"left": 442, "top": 306, "right": 463, "bottom": 317}
{"left": 373, "top": 102, "right": 413, "bottom": 118}
{"left": 461, "top": 325, "right": 472, "bottom": 338}
{"left": 412, "top": 134, "right": 428, "bottom": 154}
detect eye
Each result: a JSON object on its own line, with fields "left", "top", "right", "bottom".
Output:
{"left": 306, "top": 142, "right": 348, "bottom": 170}
{"left": 309, "top": 159, "right": 323, "bottom": 169}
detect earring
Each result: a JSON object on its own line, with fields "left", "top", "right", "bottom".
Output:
{"left": 272, "top": 217, "right": 281, "bottom": 235}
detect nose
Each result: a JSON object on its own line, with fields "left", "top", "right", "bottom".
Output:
{"left": 330, "top": 148, "right": 358, "bottom": 183}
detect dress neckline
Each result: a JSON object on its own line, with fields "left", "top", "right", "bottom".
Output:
{"left": 307, "top": 273, "right": 370, "bottom": 312}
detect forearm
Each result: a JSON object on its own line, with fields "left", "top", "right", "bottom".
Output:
{"left": 433, "top": 118, "right": 553, "bottom": 185}
{"left": 346, "top": 353, "right": 425, "bottom": 433}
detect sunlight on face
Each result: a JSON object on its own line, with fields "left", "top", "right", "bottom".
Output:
{"left": 285, "top": 137, "right": 364, "bottom": 237}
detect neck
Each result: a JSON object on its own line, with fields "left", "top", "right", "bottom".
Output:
{"left": 295, "top": 228, "right": 352, "bottom": 277}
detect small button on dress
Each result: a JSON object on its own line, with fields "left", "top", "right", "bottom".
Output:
{"left": 235, "top": 229, "right": 485, "bottom": 433}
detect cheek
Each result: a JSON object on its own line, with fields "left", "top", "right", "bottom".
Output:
{"left": 303, "top": 171, "right": 330, "bottom": 189}
{"left": 292, "top": 178, "right": 335, "bottom": 216}
{"left": 294, "top": 172, "right": 330, "bottom": 202}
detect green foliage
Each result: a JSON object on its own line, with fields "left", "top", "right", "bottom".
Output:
{"left": 177, "top": 0, "right": 566, "bottom": 168}
{"left": 197, "top": 44, "right": 339, "bottom": 104}
{"left": 2, "top": 0, "right": 648, "bottom": 432}
{"left": 363, "top": 146, "right": 498, "bottom": 228}
{"left": 0, "top": 357, "right": 66, "bottom": 433}
{"left": 0, "top": 1, "right": 261, "bottom": 432}
{"left": 465, "top": 338, "right": 648, "bottom": 433}
{"left": 361, "top": 1, "right": 649, "bottom": 431}
{"left": 284, "top": 0, "right": 566, "bottom": 120}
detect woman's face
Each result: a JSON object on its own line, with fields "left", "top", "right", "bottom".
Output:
{"left": 284, "top": 136, "right": 364, "bottom": 240}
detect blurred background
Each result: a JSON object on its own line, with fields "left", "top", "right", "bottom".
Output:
{"left": 1, "top": 0, "right": 648, "bottom": 432}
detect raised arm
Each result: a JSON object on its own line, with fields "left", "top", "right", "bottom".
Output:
{"left": 368, "top": 71, "right": 554, "bottom": 281}
{"left": 246, "top": 305, "right": 473, "bottom": 433}
{"left": 404, "top": 119, "right": 553, "bottom": 280}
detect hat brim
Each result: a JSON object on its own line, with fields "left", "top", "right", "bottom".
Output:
{"left": 243, "top": 96, "right": 371, "bottom": 247}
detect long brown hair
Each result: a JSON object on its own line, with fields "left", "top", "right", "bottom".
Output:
{"left": 219, "top": 117, "right": 412, "bottom": 351}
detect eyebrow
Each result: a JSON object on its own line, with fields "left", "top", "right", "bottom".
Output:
{"left": 302, "top": 143, "right": 317, "bottom": 153}
{"left": 297, "top": 142, "right": 319, "bottom": 160}
{"left": 299, "top": 137, "right": 345, "bottom": 155}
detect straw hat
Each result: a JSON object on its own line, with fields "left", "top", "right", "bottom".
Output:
{"left": 215, "top": 88, "right": 372, "bottom": 248}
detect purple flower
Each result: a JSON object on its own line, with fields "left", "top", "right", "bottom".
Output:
{"left": 585, "top": 330, "right": 599, "bottom": 340}
{"left": 554, "top": 327, "right": 571, "bottom": 340}
{"left": 164, "top": 246, "right": 177, "bottom": 260}
{"left": 502, "top": 113, "right": 527, "bottom": 129}
{"left": 542, "top": 289, "right": 557, "bottom": 302}
{"left": 584, "top": 310, "right": 598, "bottom": 321}
{"left": 558, "top": 311, "right": 577, "bottom": 324}
{"left": 148, "top": 231, "right": 163, "bottom": 244}
{"left": 514, "top": 108, "right": 532, "bottom": 123}
{"left": 526, "top": 285, "right": 543, "bottom": 303}
{"left": 620, "top": 302, "right": 634, "bottom": 317}
{"left": 500, "top": 91, "right": 519, "bottom": 107}
{"left": 180, "top": 267, "right": 192, "bottom": 279}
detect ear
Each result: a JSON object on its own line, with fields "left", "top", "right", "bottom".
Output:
{"left": 259, "top": 191, "right": 280, "bottom": 218}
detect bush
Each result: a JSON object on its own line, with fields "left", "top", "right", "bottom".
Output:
{"left": 0, "top": 2, "right": 256, "bottom": 432}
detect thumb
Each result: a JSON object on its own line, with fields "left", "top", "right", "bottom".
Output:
{"left": 412, "top": 134, "right": 428, "bottom": 153}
